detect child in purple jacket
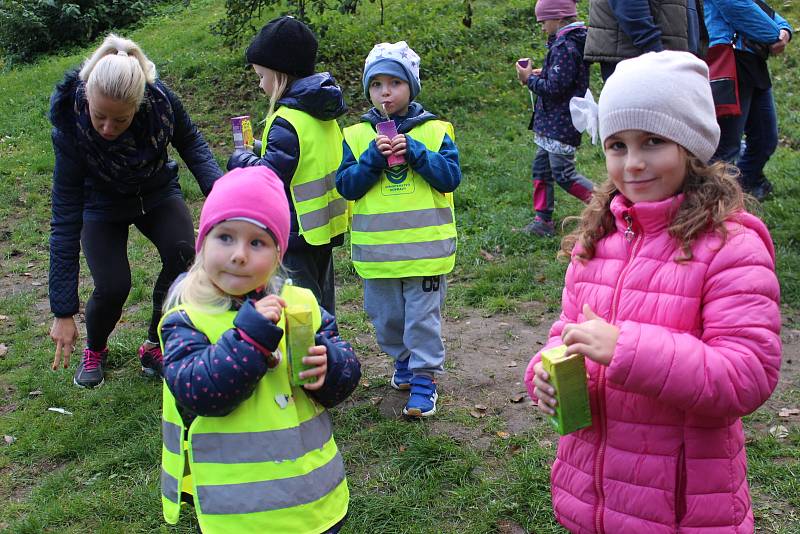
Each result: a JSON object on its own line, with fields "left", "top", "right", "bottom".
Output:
{"left": 516, "top": 0, "right": 594, "bottom": 237}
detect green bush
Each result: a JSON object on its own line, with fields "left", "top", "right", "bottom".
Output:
{"left": 0, "top": 0, "right": 165, "bottom": 65}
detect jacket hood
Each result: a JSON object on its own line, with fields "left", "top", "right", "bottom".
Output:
{"left": 360, "top": 101, "right": 437, "bottom": 133}
{"left": 49, "top": 69, "right": 82, "bottom": 130}
{"left": 554, "top": 22, "right": 587, "bottom": 48}
{"left": 277, "top": 72, "right": 347, "bottom": 120}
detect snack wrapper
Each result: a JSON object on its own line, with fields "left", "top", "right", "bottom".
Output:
{"left": 541, "top": 345, "right": 592, "bottom": 435}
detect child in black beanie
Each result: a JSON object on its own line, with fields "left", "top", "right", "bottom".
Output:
{"left": 228, "top": 16, "right": 348, "bottom": 317}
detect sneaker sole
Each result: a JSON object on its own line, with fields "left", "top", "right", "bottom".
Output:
{"left": 403, "top": 391, "right": 439, "bottom": 417}
{"left": 390, "top": 377, "right": 411, "bottom": 391}
{"left": 73, "top": 377, "right": 104, "bottom": 389}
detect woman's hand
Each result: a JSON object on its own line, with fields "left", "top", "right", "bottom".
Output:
{"left": 561, "top": 304, "right": 619, "bottom": 366}
{"left": 300, "top": 345, "right": 328, "bottom": 390}
{"left": 532, "top": 361, "right": 557, "bottom": 416}
{"left": 375, "top": 134, "right": 393, "bottom": 158}
{"left": 254, "top": 294, "right": 286, "bottom": 323}
{"left": 390, "top": 134, "right": 407, "bottom": 157}
{"left": 50, "top": 316, "right": 79, "bottom": 370}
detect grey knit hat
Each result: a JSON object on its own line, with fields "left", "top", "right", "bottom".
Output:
{"left": 599, "top": 51, "right": 720, "bottom": 163}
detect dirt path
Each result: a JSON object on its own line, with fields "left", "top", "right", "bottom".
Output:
{"left": 353, "top": 304, "right": 800, "bottom": 444}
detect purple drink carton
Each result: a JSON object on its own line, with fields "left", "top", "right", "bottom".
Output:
{"left": 517, "top": 59, "right": 530, "bottom": 68}
{"left": 376, "top": 118, "right": 405, "bottom": 167}
{"left": 231, "top": 115, "right": 254, "bottom": 151}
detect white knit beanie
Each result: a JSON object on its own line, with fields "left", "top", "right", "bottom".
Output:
{"left": 599, "top": 51, "right": 720, "bottom": 163}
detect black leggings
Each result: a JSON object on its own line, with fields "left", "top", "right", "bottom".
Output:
{"left": 81, "top": 196, "right": 195, "bottom": 350}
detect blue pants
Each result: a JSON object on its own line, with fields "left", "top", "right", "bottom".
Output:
{"left": 363, "top": 276, "right": 446, "bottom": 377}
{"left": 714, "top": 85, "right": 778, "bottom": 190}
{"left": 532, "top": 146, "right": 593, "bottom": 221}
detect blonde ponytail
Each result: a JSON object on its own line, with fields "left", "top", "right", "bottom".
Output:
{"left": 265, "top": 70, "right": 293, "bottom": 120}
{"left": 80, "top": 33, "right": 156, "bottom": 107}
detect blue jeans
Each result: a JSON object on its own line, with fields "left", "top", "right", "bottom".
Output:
{"left": 714, "top": 85, "right": 777, "bottom": 190}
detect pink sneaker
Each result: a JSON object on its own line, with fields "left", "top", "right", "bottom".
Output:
{"left": 138, "top": 342, "right": 163, "bottom": 378}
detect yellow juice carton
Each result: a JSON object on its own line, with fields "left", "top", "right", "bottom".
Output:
{"left": 541, "top": 345, "right": 592, "bottom": 435}
{"left": 230, "top": 115, "right": 254, "bottom": 151}
{"left": 285, "top": 305, "right": 315, "bottom": 386}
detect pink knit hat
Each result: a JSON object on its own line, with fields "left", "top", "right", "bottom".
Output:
{"left": 535, "top": 0, "right": 577, "bottom": 21}
{"left": 196, "top": 166, "right": 290, "bottom": 257}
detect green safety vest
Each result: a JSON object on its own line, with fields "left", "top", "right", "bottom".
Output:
{"left": 342, "top": 120, "right": 457, "bottom": 279}
{"left": 262, "top": 107, "right": 348, "bottom": 245}
{"left": 159, "top": 284, "right": 348, "bottom": 534}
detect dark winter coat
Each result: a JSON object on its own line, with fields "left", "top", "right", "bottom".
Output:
{"left": 527, "top": 24, "right": 590, "bottom": 148}
{"left": 160, "top": 282, "right": 361, "bottom": 425}
{"left": 48, "top": 70, "right": 222, "bottom": 317}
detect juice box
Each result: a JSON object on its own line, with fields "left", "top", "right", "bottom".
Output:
{"left": 231, "top": 115, "right": 254, "bottom": 151}
{"left": 376, "top": 119, "right": 405, "bottom": 167}
{"left": 541, "top": 345, "right": 592, "bottom": 435}
{"left": 285, "top": 304, "right": 315, "bottom": 386}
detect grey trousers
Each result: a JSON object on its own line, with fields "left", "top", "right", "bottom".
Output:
{"left": 363, "top": 275, "right": 447, "bottom": 377}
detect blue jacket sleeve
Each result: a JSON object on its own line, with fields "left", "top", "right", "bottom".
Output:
{"left": 335, "top": 139, "right": 386, "bottom": 200}
{"left": 707, "top": 0, "right": 783, "bottom": 45}
{"left": 227, "top": 118, "right": 299, "bottom": 191}
{"left": 306, "top": 307, "right": 361, "bottom": 408}
{"left": 49, "top": 131, "right": 85, "bottom": 318}
{"left": 527, "top": 42, "right": 584, "bottom": 99}
{"left": 161, "top": 300, "right": 284, "bottom": 417}
{"left": 608, "top": 0, "right": 664, "bottom": 52}
{"left": 162, "top": 84, "right": 223, "bottom": 196}
{"left": 405, "top": 133, "right": 461, "bottom": 193}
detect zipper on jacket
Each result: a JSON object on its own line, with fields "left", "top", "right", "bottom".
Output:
{"left": 594, "top": 208, "right": 642, "bottom": 533}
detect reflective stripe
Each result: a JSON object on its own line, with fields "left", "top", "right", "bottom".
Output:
{"left": 161, "top": 469, "right": 180, "bottom": 504}
{"left": 197, "top": 451, "right": 346, "bottom": 515}
{"left": 192, "top": 412, "right": 332, "bottom": 464}
{"left": 352, "top": 238, "right": 456, "bottom": 262}
{"left": 163, "top": 420, "right": 182, "bottom": 455}
{"left": 298, "top": 197, "right": 348, "bottom": 231}
{"left": 293, "top": 171, "right": 336, "bottom": 202}
{"left": 351, "top": 207, "right": 453, "bottom": 232}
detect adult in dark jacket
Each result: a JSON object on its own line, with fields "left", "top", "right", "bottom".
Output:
{"left": 585, "top": 0, "right": 706, "bottom": 80}
{"left": 705, "top": 0, "right": 792, "bottom": 200}
{"left": 48, "top": 33, "right": 223, "bottom": 388}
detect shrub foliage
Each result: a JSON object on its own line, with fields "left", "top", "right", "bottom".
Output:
{"left": 0, "top": 0, "right": 163, "bottom": 64}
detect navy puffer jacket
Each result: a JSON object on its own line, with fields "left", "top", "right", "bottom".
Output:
{"left": 48, "top": 70, "right": 222, "bottom": 317}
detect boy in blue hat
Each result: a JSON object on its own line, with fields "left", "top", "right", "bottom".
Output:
{"left": 336, "top": 41, "right": 461, "bottom": 417}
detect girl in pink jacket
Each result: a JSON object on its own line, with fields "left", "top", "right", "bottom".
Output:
{"left": 525, "top": 51, "right": 781, "bottom": 533}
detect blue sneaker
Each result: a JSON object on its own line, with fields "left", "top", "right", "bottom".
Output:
{"left": 390, "top": 358, "right": 412, "bottom": 390}
{"left": 403, "top": 375, "right": 438, "bottom": 417}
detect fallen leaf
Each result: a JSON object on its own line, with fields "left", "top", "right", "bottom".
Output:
{"left": 498, "top": 322, "right": 510, "bottom": 327}
{"left": 0, "top": 344, "right": 6, "bottom": 358}
{"left": 3, "top": 435, "right": 15, "bottom": 445}
{"left": 479, "top": 249, "right": 495, "bottom": 261}
{"left": 509, "top": 393, "right": 526, "bottom": 403}
{"left": 507, "top": 360, "right": 518, "bottom": 367}
{"left": 778, "top": 408, "right": 799, "bottom": 417}
{"left": 398, "top": 446, "right": 406, "bottom": 453}
{"left": 474, "top": 404, "right": 487, "bottom": 412}
{"left": 509, "top": 444, "right": 522, "bottom": 455}
{"left": 360, "top": 380, "right": 371, "bottom": 388}
{"left": 496, "top": 519, "right": 527, "bottom": 534}
{"left": 22, "top": 272, "right": 31, "bottom": 277}
{"left": 31, "top": 281, "right": 43, "bottom": 286}
{"left": 769, "top": 425, "right": 789, "bottom": 439}
{"left": 28, "top": 390, "right": 43, "bottom": 397}
{"left": 0, "top": 315, "right": 8, "bottom": 320}
{"left": 370, "top": 396, "right": 382, "bottom": 406}
{"left": 538, "top": 440, "right": 553, "bottom": 449}
{"left": 496, "top": 431, "right": 510, "bottom": 439}
{"left": 469, "top": 410, "right": 486, "bottom": 419}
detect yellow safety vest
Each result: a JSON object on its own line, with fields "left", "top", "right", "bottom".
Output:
{"left": 159, "top": 284, "right": 348, "bottom": 534}
{"left": 262, "top": 107, "right": 348, "bottom": 245}
{"left": 342, "top": 120, "right": 457, "bottom": 279}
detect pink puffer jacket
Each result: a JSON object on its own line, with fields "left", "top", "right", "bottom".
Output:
{"left": 524, "top": 194, "right": 781, "bottom": 533}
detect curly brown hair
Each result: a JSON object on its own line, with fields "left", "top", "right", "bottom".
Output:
{"left": 560, "top": 154, "right": 750, "bottom": 263}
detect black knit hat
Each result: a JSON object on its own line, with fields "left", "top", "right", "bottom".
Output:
{"left": 245, "top": 16, "right": 318, "bottom": 78}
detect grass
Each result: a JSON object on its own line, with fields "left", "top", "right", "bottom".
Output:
{"left": 1, "top": 0, "right": 799, "bottom": 532}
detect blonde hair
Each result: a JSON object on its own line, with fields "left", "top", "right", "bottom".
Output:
{"left": 164, "top": 241, "right": 283, "bottom": 314}
{"left": 560, "top": 154, "right": 747, "bottom": 263}
{"left": 79, "top": 33, "right": 156, "bottom": 108}
{"left": 264, "top": 69, "right": 295, "bottom": 120}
